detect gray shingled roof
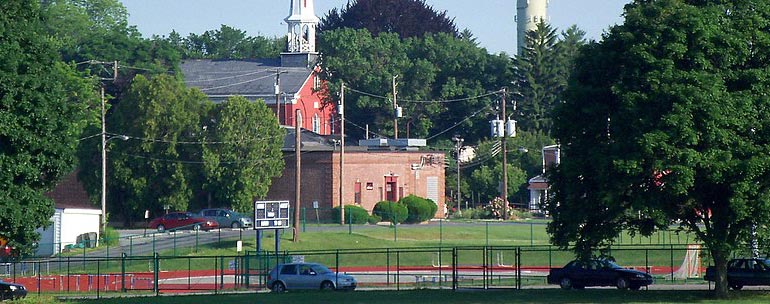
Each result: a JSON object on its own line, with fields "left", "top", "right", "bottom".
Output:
{"left": 181, "top": 59, "right": 313, "bottom": 102}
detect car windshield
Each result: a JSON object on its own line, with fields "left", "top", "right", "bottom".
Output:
{"left": 604, "top": 260, "right": 623, "bottom": 269}
{"left": 311, "top": 264, "right": 333, "bottom": 274}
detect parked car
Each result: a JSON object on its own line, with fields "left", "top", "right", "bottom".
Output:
{"left": 0, "top": 280, "right": 27, "bottom": 301}
{"left": 547, "top": 258, "right": 654, "bottom": 290}
{"left": 148, "top": 212, "right": 218, "bottom": 232}
{"left": 199, "top": 208, "right": 253, "bottom": 228}
{"left": 267, "top": 262, "right": 357, "bottom": 292}
{"left": 704, "top": 258, "right": 770, "bottom": 290}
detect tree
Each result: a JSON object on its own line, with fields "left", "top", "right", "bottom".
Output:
{"left": 319, "top": 0, "right": 458, "bottom": 39}
{"left": 318, "top": 28, "right": 512, "bottom": 143}
{"left": 177, "top": 25, "right": 284, "bottom": 59}
{"left": 513, "top": 22, "right": 586, "bottom": 135}
{"left": 547, "top": 0, "right": 770, "bottom": 297}
{"left": 198, "top": 96, "right": 285, "bottom": 212}
{"left": 0, "top": 0, "right": 96, "bottom": 256}
{"left": 106, "top": 75, "right": 206, "bottom": 224}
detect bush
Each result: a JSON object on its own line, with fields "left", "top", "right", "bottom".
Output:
{"left": 399, "top": 195, "right": 438, "bottom": 223}
{"left": 332, "top": 205, "right": 370, "bottom": 224}
{"left": 367, "top": 214, "right": 382, "bottom": 225}
{"left": 100, "top": 227, "right": 120, "bottom": 247}
{"left": 372, "top": 201, "right": 408, "bottom": 224}
{"left": 451, "top": 207, "right": 490, "bottom": 220}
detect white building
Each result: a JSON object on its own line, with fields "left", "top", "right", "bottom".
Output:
{"left": 38, "top": 172, "right": 101, "bottom": 257}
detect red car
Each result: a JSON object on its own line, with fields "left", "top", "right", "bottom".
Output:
{"left": 148, "top": 212, "right": 218, "bottom": 232}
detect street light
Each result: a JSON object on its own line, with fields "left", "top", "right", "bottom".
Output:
{"left": 101, "top": 133, "right": 128, "bottom": 236}
{"left": 452, "top": 135, "right": 464, "bottom": 212}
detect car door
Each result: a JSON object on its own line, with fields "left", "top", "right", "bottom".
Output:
{"left": 278, "top": 264, "right": 301, "bottom": 289}
{"left": 298, "top": 264, "right": 319, "bottom": 289}
{"left": 595, "top": 260, "right": 618, "bottom": 286}
{"left": 568, "top": 261, "right": 591, "bottom": 286}
{"left": 729, "top": 260, "right": 750, "bottom": 286}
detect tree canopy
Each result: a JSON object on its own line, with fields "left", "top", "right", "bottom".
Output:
{"left": 318, "top": 28, "right": 512, "bottom": 142}
{"left": 0, "top": 0, "right": 96, "bottom": 256}
{"left": 166, "top": 25, "right": 284, "bottom": 60}
{"left": 547, "top": 0, "right": 770, "bottom": 297}
{"left": 319, "top": 0, "right": 458, "bottom": 38}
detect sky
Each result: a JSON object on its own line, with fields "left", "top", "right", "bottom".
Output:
{"left": 119, "top": 0, "right": 632, "bottom": 55}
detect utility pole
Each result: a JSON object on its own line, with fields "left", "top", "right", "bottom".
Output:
{"left": 453, "top": 135, "right": 464, "bottom": 212}
{"left": 275, "top": 70, "right": 282, "bottom": 124}
{"left": 294, "top": 110, "right": 302, "bottom": 242}
{"left": 392, "top": 75, "right": 399, "bottom": 139}
{"left": 501, "top": 88, "right": 508, "bottom": 220}
{"left": 100, "top": 86, "right": 107, "bottom": 235}
{"left": 339, "top": 83, "right": 345, "bottom": 225}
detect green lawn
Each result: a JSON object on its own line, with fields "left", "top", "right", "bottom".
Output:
{"left": 46, "top": 289, "right": 770, "bottom": 304}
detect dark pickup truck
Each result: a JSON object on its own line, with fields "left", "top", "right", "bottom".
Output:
{"left": 704, "top": 258, "right": 770, "bottom": 290}
{"left": 547, "top": 258, "right": 654, "bottom": 290}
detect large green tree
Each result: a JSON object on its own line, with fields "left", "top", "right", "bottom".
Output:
{"left": 319, "top": 0, "right": 458, "bottom": 38}
{"left": 0, "top": 0, "right": 96, "bottom": 256}
{"left": 107, "top": 75, "right": 206, "bottom": 224}
{"left": 547, "top": 0, "right": 770, "bottom": 297}
{"left": 198, "top": 96, "right": 285, "bottom": 213}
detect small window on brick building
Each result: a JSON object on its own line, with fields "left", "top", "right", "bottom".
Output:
{"left": 366, "top": 182, "right": 374, "bottom": 190}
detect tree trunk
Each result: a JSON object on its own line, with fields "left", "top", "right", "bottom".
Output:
{"left": 712, "top": 249, "right": 730, "bottom": 298}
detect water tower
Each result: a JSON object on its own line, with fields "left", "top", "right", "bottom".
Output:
{"left": 516, "top": 0, "right": 549, "bottom": 55}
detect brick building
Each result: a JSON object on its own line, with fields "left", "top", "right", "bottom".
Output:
{"left": 266, "top": 128, "right": 446, "bottom": 220}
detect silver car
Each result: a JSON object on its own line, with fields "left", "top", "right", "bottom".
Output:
{"left": 199, "top": 208, "right": 253, "bottom": 228}
{"left": 267, "top": 262, "right": 357, "bottom": 292}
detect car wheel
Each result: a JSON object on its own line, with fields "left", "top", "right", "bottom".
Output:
{"left": 616, "top": 277, "right": 630, "bottom": 290}
{"left": 157, "top": 225, "right": 165, "bottom": 233}
{"left": 731, "top": 284, "right": 743, "bottom": 290}
{"left": 231, "top": 222, "right": 241, "bottom": 229}
{"left": 559, "top": 277, "right": 573, "bottom": 290}
{"left": 193, "top": 224, "right": 201, "bottom": 231}
{"left": 320, "top": 281, "right": 335, "bottom": 291}
{"left": 271, "top": 281, "right": 286, "bottom": 292}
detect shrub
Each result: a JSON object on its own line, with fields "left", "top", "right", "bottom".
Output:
{"left": 332, "top": 205, "right": 370, "bottom": 224}
{"left": 399, "top": 195, "right": 438, "bottom": 223}
{"left": 367, "top": 214, "right": 382, "bottom": 225}
{"left": 100, "top": 227, "right": 120, "bottom": 247}
{"left": 372, "top": 201, "right": 408, "bottom": 224}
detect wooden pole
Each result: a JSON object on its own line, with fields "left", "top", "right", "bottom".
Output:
{"left": 294, "top": 110, "right": 302, "bottom": 242}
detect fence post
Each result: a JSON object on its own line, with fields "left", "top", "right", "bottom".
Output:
{"left": 195, "top": 229, "right": 200, "bottom": 253}
{"left": 244, "top": 251, "right": 250, "bottom": 288}
{"left": 386, "top": 248, "right": 390, "bottom": 286}
{"left": 121, "top": 253, "right": 127, "bottom": 292}
{"left": 97, "top": 259, "right": 101, "bottom": 299}
{"left": 670, "top": 244, "right": 674, "bottom": 282}
{"left": 153, "top": 253, "right": 159, "bottom": 296}
{"left": 301, "top": 208, "right": 306, "bottom": 232}
{"left": 348, "top": 211, "right": 352, "bottom": 234}
{"left": 516, "top": 247, "right": 522, "bottom": 290}
{"left": 452, "top": 247, "right": 457, "bottom": 291}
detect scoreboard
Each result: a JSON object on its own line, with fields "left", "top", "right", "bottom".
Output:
{"left": 253, "top": 200, "right": 290, "bottom": 229}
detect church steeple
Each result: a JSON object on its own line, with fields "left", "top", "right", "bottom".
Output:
{"left": 286, "top": 0, "right": 320, "bottom": 53}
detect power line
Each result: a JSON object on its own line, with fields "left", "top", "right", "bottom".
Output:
{"left": 184, "top": 69, "right": 273, "bottom": 84}
{"left": 197, "top": 74, "right": 276, "bottom": 92}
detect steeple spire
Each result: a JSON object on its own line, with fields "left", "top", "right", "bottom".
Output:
{"left": 286, "top": 0, "right": 320, "bottom": 53}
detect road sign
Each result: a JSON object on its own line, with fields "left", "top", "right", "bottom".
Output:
{"left": 253, "top": 200, "right": 290, "bottom": 229}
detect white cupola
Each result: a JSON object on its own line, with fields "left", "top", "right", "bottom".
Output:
{"left": 286, "top": 0, "right": 320, "bottom": 53}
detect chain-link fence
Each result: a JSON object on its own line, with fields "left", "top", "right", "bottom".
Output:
{"left": 0, "top": 244, "right": 733, "bottom": 298}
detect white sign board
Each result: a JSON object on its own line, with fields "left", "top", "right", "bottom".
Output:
{"left": 253, "top": 200, "right": 290, "bottom": 230}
